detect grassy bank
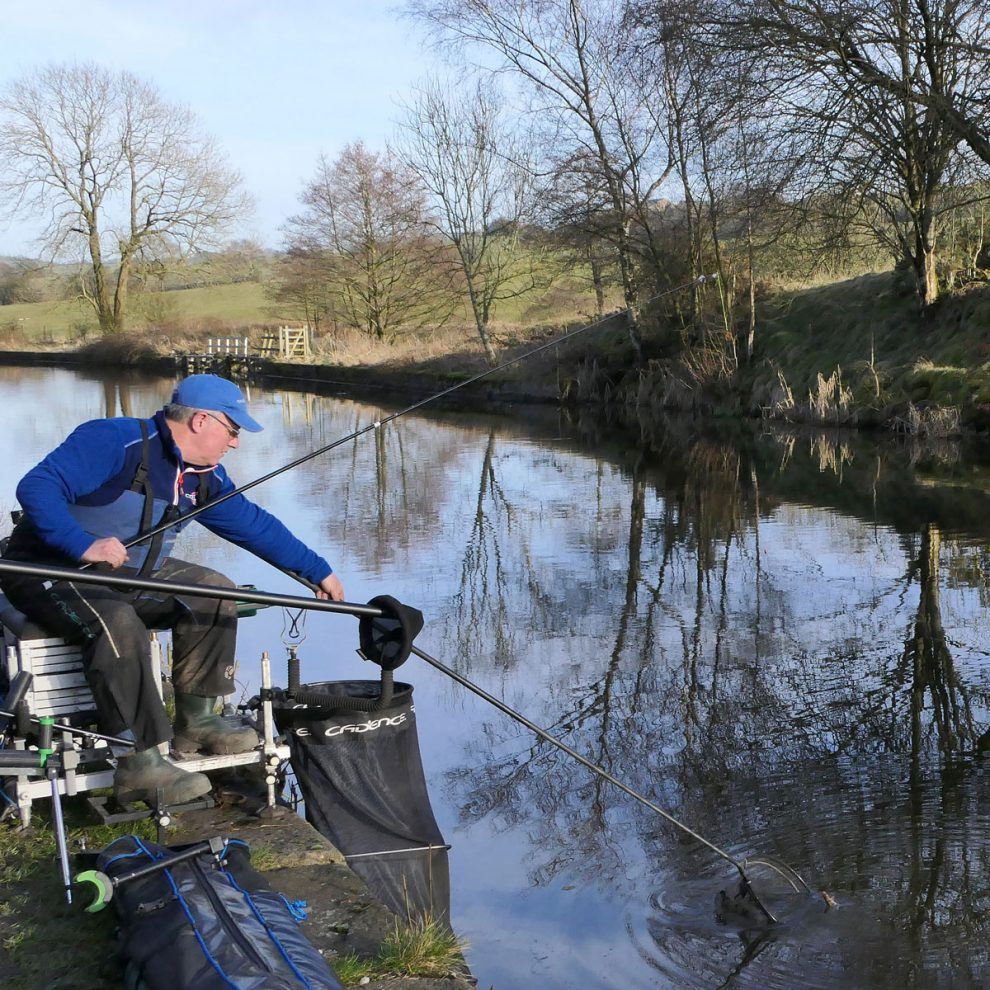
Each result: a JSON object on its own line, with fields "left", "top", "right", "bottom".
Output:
{"left": 3, "top": 269, "right": 989, "bottom": 433}
{"left": 0, "top": 792, "right": 471, "bottom": 990}
{"left": 599, "top": 271, "right": 990, "bottom": 434}
{"left": 0, "top": 804, "right": 157, "bottom": 990}
{"left": 748, "top": 273, "right": 990, "bottom": 429}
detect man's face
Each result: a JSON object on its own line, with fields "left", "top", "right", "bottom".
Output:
{"left": 191, "top": 409, "right": 241, "bottom": 463}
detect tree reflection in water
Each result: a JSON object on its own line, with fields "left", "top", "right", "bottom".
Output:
{"left": 906, "top": 523, "right": 976, "bottom": 757}
{"left": 435, "top": 422, "right": 990, "bottom": 988}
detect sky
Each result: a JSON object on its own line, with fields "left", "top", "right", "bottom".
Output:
{"left": 0, "top": 0, "right": 435, "bottom": 256}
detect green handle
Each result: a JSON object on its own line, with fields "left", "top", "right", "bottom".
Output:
{"left": 74, "top": 870, "right": 113, "bottom": 913}
{"left": 38, "top": 716, "right": 54, "bottom": 767}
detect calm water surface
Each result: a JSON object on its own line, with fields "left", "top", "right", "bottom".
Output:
{"left": 4, "top": 365, "right": 990, "bottom": 989}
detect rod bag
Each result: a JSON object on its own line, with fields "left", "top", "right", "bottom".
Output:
{"left": 274, "top": 680, "right": 450, "bottom": 924}
{"left": 93, "top": 834, "right": 343, "bottom": 990}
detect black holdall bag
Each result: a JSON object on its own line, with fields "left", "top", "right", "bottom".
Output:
{"left": 275, "top": 679, "right": 451, "bottom": 925}
{"left": 93, "top": 834, "right": 343, "bottom": 990}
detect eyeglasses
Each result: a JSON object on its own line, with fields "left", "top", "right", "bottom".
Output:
{"left": 204, "top": 412, "right": 240, "bottom": 439}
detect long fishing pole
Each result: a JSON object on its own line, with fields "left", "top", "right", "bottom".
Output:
{"left": 0, "top": 560, "right": 377, "bottom": 617}
{"left": 0, "top": 556, "right": 785, "bottom": 921}
{"left": 274, "top": 565, "right": 791, "bottom": 922}
{"left": 106, "top": 273, "right": 717, "bottom": 559}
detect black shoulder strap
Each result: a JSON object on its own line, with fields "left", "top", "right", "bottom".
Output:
{"left": 129, "top": 419, "right": 176, "bottom": 578}
{"left": 129, "top": 420, "right": 154, "bottom": 537}
{"left": 195, "top": 470, "right": 212, "bottom": 510}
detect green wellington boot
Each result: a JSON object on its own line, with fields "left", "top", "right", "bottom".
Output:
{"left": 172, "top": 693, "right": 260, "bottom": 755}
{"left": 114, "top": 746, "right": 213, "bottom": 805}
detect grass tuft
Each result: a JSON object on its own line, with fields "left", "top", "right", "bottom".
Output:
{"left": 332, "top": 913, "right": 468, "bottom": 985}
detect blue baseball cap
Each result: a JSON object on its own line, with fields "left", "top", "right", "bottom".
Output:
{"left": 171, "top": 374, "right": 264, "bottom": 433}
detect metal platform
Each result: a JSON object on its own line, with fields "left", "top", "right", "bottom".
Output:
{"left": 1, "top": 598, "right": 288, "bottom": 826}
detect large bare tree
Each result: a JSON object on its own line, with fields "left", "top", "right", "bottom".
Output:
{"left": 0, "top": 62, "right": 249, "bottom": 333}
{"left": 737, "top": 0, "right": 990, "bottom": 168}
{"left": 408, "top": 0, "right": 676, "bottom": 360}
{"left": 720, "top": 0, "right": 990, "bottom": 306}
{"left": 283, "top": 142, "right": 451, "bottom": 341}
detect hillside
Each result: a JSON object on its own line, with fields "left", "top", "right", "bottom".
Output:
{"left": 749, "top": 273, "right": 990, "bottom": 425}
{"left": 0, "top": 282, "right": 273, "bottom": 344}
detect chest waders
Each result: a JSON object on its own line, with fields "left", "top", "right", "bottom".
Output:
{"left": 127, "top": 420, "right": 211, "bottom": 580}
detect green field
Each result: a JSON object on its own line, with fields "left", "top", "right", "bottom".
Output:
{"left": 0, "top": 271, "right": 611, "bottom": 347}
{"left": 0, "top": 282, "right": 273, "bottom": 344}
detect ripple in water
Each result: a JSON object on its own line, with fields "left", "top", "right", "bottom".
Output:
{"left": 627, "top": 754, "right": 990, "bottom": 989}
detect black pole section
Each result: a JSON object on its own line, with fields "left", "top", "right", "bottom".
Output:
{"left": 0, "top": 708, "right": 136, "bottom": 747}
{"left": 103, "top": 274, "right": 716, "bottom": 559}
{"left": 106, "top": 837, "right": 225, "bottom": 890}
{"left": 0, "top": 556, "right": 776, "bottom": 919}
{"left": 404, "top": 643, "right": 758, "bottom": 885}
{"left": 0, "top": 559, "right": 381, "bottom": 619}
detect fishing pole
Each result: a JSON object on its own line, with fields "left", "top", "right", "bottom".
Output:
{"left": 0, "top": 560, "right": 377, "bottom": 618}
{"left": 101, "top": 273, "right": 718, "bottom": 560}
{"left": 0, "top": 559, "right": 798, "bottom": 922}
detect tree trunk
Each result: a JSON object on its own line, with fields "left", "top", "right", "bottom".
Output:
{"left": 745, "top": 215, "right": 757, "bottom": 362}
{"left": 86, "top": 228, "right": 117, "bottom": 334}
{"left": 915, "top": 237, "right": 940, "bottom": 307}
{"left": 465, "top": 270, "right": 498, "bottom": 365}
{"left": 588, "top": 247, "right": 605, "bottom": 317}
{"left": 112, "top": 253, "right": 132, "bottom": 334}
{"left": 615, "top": 220, "right": 644, "bottom": 362}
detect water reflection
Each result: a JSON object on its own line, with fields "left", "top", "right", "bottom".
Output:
{"left": 906, "top": 523, "right": 977, "bottom": 757}
{"left": 425, "top": 424, "right": 990, "bottom": 987}
{"left": 4, "top": 367, "right": 990, "bottom": 988}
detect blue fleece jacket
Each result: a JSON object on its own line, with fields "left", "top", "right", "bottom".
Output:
{"left": 14, "top": 411, "right": 333, "bottom": 584}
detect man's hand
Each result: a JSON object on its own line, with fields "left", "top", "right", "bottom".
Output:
{"left": 316, "top": 573, "right": 344, "bottom": 601}
{"left": 81, "top": 537, "right": 129, "bottom": 569}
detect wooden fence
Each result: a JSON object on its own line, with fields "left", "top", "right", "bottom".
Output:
{"left": 256, "top": 326, "right": 312, "bottom": 360}
{"left": 179, "top": 326, "right": 313, "bottom": 377}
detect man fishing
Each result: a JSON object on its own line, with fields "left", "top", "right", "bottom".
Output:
{"left": 0, "top": 374, "right": 344, "bottom": 805}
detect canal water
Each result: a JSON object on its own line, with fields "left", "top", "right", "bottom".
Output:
{"left": 3, "top": 364, "right": 990, "bottom": 989}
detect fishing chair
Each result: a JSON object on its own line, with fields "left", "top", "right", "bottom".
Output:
{"left": 0, "top": 594, "right": 289, "bottom": 828}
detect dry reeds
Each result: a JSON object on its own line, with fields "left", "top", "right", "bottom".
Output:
{"left": 890, "top": 402, "right": 961, "bottom": 437}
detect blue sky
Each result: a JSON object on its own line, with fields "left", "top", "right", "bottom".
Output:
{"left": 0, "top": 0, "right": 432, "bottom": 256}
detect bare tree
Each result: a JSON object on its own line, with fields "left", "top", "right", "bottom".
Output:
{"left": 198, "top": 239, "right": 268, "bottom": 286}
{"left": 267, "top": 245, "right": 340, "bottom": 333}
{"left": 397, "top": 77, "right": 541, "bottom": 365}
{"left": 0, "top": 62, "right": 250, "bottom": 333}
{"left": 719, "top": 0, "right": 990, "bottom": 306}
{"left": 736, "top": 0, "right": 990, "bottom": 168}
{"left": 621, "top": 0, "right": 805, "bottom": 362}
{"left": 283, "top": 142, "right": 453, "bottom": 341}
{"left": 0, "top": 258, "right": 44, "bottom": 305}
{"left": 408, "top": 0, "right": 677, "bottom": 360}
{"left": 539, "top": 148, "right": 626, "bottom": 318}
